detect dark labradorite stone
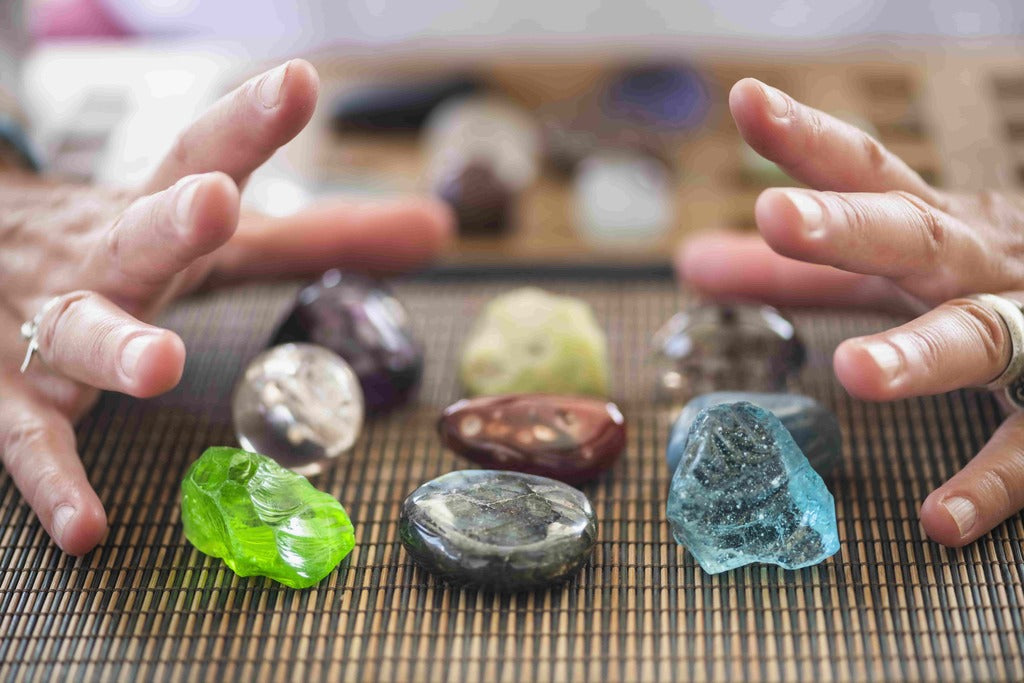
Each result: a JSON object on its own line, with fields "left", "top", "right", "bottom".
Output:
{"left": 602, "top": 63, "right": 711, "bottom": 131}
{"left": 439, "top": 394, "right": 626, "bottom": 484}
{"left": 399, "top": 470, "right": 597, "bottom": 590}
{"left": 434, "top": 158, "right": 514, "bottom": 235}
{"left": 652, "top": 304, "right": 806, "bottom": 401}
{"left": 667, "top": 392, "right": 840, "bottom": 477}
{"left": 272, "top": 270, "right": 423, "bottom": 413}
{"left": 331, "top": 74, "right": 481, "bottom": 132}
{"left": 667, "top": 402, "right": 839, "bottom": 574}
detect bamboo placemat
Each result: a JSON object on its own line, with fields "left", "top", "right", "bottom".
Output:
{"left": 1, "top": 273, "right": 1023, "bottom": 682}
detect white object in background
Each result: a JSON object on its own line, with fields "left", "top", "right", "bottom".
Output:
{"left": 423, "top": 95, "right": 541, "bottom": 193}
{"left": 572, "top": 151, "right": 673, "bottom": 247}
{"left": 23, "top": 44, "right": 243, "bottom": 187}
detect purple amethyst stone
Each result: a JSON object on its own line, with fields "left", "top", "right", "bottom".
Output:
{"left": 272, "top": 270, "right": 424, "bottom": 413}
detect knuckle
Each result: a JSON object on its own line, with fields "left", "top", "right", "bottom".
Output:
{"left": 900, "top": 327, "right": 945, "bottom": 376}
{"left": 39, "top": 291, "right": 100, "bottom": 361}
{"left": 826, "top": 192, "right": 872, "bottom": 232}
{"left": 1, "top": 417, "right": 73, "bottom": 478}
{"left": 801, "top": 108, "right": 829, "bottom": 155}
{"left": 167, "top": 131, "right": 194, "bottom": 173}
{"left": 948, "top": 300, "right": 1007, "bottom": 370}
{"left": 977, "top": 467, "right": 1014, "bottom": 513}
{"left": 891, "top": 190, "right": 947, "bottom": 258}
{"left": 2, "top": 419, "right": 49, "bottom": 465}
{"left": 859, "top": 132, "right": 889, "bottom": 173}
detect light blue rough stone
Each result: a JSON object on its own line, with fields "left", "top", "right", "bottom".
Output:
{"left": 667, "top": 402, "right": 840, "bottom": 574}
{"left": 667, "top": 392, "right": 841, "bottom": 477}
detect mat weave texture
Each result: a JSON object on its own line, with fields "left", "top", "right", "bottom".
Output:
{"left": 1, "top": 274, "right": 1023, "bottom": 682}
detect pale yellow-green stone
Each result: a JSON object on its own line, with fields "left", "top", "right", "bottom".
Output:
{"left": 460, "top": 287, "right": 609, "bottom": 397}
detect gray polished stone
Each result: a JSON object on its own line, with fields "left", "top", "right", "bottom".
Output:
{"left": 667, "top": 392, "right": 840, "bottom": 477}
{"left": 399, "top": 470, "right": 597, "bottom": 590}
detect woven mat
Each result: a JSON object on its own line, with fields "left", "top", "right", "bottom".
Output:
{"left": 2, "top": 273, "right": 1023, "bottom": 682}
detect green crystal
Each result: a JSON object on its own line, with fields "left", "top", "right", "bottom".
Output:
{"left": 181, "top": 447, "right": 355, "bottom": 589}
{"left": 460, "top": 287, "right": 610, "bottom": 397}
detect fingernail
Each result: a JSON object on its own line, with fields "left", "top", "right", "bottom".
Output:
{"left": 761, "top": 83, "right": 790, "bottom": 119}
{"left": 942, "top": 496, "right": 977, "bottom": 537}
{"left": 52, "top": 504, "right": 76, "bottom": 548}
{"left": 862, "top": 340, "right": 903, "bottom": 383}
{"left": 120, "top": 334, "right": 157, "bottom": 379}
{"left": 258, "top": 62, "right": 289, "bottom": 109}
{"left": 781, "top": 189, "right": 824, "bottom": 238}
{"left": 175, "top": 178, "right": 200, "bottom": 230}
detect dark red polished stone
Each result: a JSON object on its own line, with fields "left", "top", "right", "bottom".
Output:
{"left": 438, "top": 394, "right": 626, "bottom": 484}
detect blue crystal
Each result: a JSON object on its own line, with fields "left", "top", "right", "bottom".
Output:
{"left": 667, "top": 402, "right": 840, "bottom": 574}
{"left": 667, "top": 392, "right": 841, "bottom": 477}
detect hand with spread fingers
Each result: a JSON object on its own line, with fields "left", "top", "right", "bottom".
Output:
{"left": 677, "top": 77, "right": 1024, "bottom": 548}
{"left": 0, "top": 60, "right": 453, "bottom": 556}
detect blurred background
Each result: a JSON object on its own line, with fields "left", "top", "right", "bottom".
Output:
{"left": 7, "top": 0, "right": 1024, "bottom": 267}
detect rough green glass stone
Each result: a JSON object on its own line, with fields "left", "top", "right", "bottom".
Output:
{"left": 460, "top": 288, "right": 610, "bottom": 397}
{"left": 181, "top": 447, "right": 355, "bottom": 589}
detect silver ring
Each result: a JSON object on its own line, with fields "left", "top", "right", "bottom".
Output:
{"left": 965, "top": 293, "right": 1024, "bottom": 409}
{"left": 18, "top": 296, "right": 60, "bottom": 374}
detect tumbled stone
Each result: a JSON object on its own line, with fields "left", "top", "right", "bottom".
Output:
{"left": 434, "top": 158, "right": 514, "bottom": 235}
{"left": 652, "top": 304, "right": 805, "bottom": 401}
{"left": 424, "top": 97, "right": 540, "bottom": 235}
{"left": 667, "top": 402, "right": 839, "bottom": 574}
{"left": 460, "top": 288, "right": 610, "bottom": 397}
{"left": 572, "top": 151, "right": 673, "bottom": 246}
{"left": 232, "top": 343, "right": 364, "bottom": 476}
{"left": 181, "top": 447, "right": 356, "bottom": 589}
{"left": 331, "top": 74, "right": 481, "bottom": 132}
{"left": 272, "top": 270, "right": 424, "bottom": 412}
{"left": 439, "top": 394, "right": 626, "bottom": 484}
{"left": 399, "top": 470, "right": 597, "bottom": 590}
{"left": 668, "top": 392, "right": 840, "bottom": 477}
{"left": 425, "top": 96, "right": 540, "bottom": 190}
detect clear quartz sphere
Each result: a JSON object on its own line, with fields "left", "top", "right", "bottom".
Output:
{"left": 651, "top": 304, "right": 806, "bottom": 402}
{"left": 232, "top": 343, "right": 365, "bottom": 477}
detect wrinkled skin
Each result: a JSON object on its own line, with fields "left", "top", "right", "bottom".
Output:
{"left": 677, "top": 78, "right": 1024, "bottom": 548}
{"left": 0, "top": 60, "right": 452, "bottom": 555}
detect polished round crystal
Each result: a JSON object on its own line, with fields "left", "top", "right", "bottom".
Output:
{"left": 232, "top": 343, "right": 364, "bottom": 476}
{"left": 652, "top": 304, "right": 806, "bottom": 401}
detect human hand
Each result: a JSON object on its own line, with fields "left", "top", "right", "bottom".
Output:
{"left": 0, "top": 60, "right": 453, "bottom": 555}
{"left": 677, "top": 77, "right": 1024, "bottom": 548}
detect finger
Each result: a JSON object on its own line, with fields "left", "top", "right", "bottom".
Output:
{"left": 144, "top": 59, "right": 319, "bottom": 193}
{"left": 0, "top": 378, "right": 107, "bottom": 555}
{"left": 730, "top": 78, "right": 943, "bottom": 205}
{"left": 101, "top": 172, "right": 239, "bottom": 292}
{"left": 833, "top": 295, "right": 1019, "bottom": 401}
{"left": 211, "top": 196, "right": 454, "bottom": 282}
{"left": 674, "top": 230, "right": 918, "bottom": 313}
{"left": 920, "top": 411, "right": 1024, "bottom": 547}
{"left": 754, "top": 188, "right": 985, "bottom": 294}
{"left": 31, "top": 291, "right": 185, "bottom": 398}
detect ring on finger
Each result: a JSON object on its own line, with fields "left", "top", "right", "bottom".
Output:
{"left": 965, "top": 293, "right": 1024, "bottom": 408}
{"left": 19, "top": 296, "right": 61, "bottom": 373}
